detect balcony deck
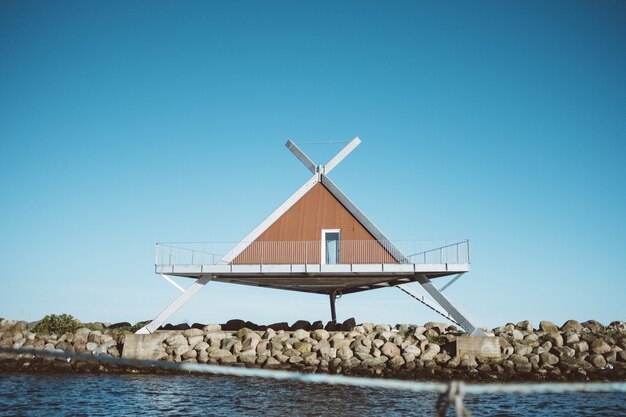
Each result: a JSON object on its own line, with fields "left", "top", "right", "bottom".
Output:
{"left": 155, "top": 240, "right": 470, "bottom": 295}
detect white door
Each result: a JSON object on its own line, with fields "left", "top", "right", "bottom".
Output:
{"left": 322, "top": 229, "right": 341, "bottom": 265}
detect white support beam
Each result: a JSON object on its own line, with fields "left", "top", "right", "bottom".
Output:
{"left": 439, "top": 273, "right": 464, "bottom": 293}
{"left": 413, "top": 274, "right": 485, "bottom": 336}
{"left": 160, "top": 274, "right": 185, "bottom": 293}
{"left": 285, "top": 139, "right": 316, "bottom": 174}
{"left": 323, "top": 137, "right": 361, "bottom": 174}
{"left": 136, "top": 277, "right": 212, "bottom": 334}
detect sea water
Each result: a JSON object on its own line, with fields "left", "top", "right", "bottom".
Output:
{"left": 0, "top": 373, "right": 624, "bottom": 416}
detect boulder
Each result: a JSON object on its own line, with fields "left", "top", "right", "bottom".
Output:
{"left": 268, "top": 322, "right": 290, "bottom": 332}
{"left": 539, "top": 321, "right": 559, "bottom": 333}
{"left": 540, "top": 352, "right": 559, "bottom": 366}
{"left": 293, "top": 329, "right": 310, "bottom": 341}
{"left": 183, "top": 328, "right": 203, "bottom": 338}
{"left": 290, "top": 320, "right": 311, "bottom": 331}
{"left": 165, "top": 334, "right": 188, "bottom": 348}
{"left": 294, "top": 341, "right": 312, "bottom": 353}
{"left": 544, "top": 332, "right": 563, "bottom": 347}
{"left": 337, "top": 346, "right": 354, "bottom": 360}
{"left": 388, "top": 356, "right": 405, "bottom": 369}
{"left": 109, "top": 322, "right": 131, "bottom": 330}
{"left": 340, "top": 318, "right": 357, "bottom": 332}
{"left": 591, "top": 339, "right": 611, "bottom": 355}
{"left": 241, "top": 333, "right": 262, "bottom": 351}
{"left": 311, "top": 329, "right": 330, "bottom": 341}
{"left": 515, "top": 320, "right": 533, "bottom": 332}
{"left": 581, "top": 320, "right": 604, "bottom": 333}
{"left": 421, "top": 343, "right": 441, "bottom": 361}
{"left": 381, "top": 342, "right": 401, "bottom": 358}
{"left": 240, "top": 354, "right": 258, "bottom": 365}
{"left": 587, "top": 354, "right": 607, "bottom": 368}
{"left": 203, "top": 324, "right": 221, "bottom": 332}
{"left": 403, "top": 345, "right": 421, "bottom": 356}
{"left": 222, "top": 319, "right": 246, "bottom": 331}
{"left": 561, "top": 320, "right": 583, "bottom": 333}
{"left": 209, "top": 349, "right": 232, "bottom": 359}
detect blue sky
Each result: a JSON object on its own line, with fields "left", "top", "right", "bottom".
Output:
{"left": 1, "top": 1, "right": 624, "bottom": 329}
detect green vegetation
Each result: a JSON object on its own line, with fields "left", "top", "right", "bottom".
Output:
{"left": 114, "top": 321, "right": 151, "bottom": 332}
{"left": 426, "top": 335, "right": 448, "bottom": 345}
{"left": 32, "top": 314, "right": 82, "bottom": 335}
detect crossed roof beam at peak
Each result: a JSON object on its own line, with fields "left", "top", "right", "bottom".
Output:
{"left": 285, "top": 137, "right": 361, "bottom": 176}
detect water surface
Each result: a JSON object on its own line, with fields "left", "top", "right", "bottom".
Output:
{"left": 0, "top": 373, "right": 624, "bottom": 416}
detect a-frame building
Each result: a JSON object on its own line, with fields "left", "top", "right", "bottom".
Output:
{"left": 138, "top": 138, "right": 484, "bottom": 335}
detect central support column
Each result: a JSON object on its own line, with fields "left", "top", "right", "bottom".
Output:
{"left": 329, "top": 290, "right": 337, "bottom": 323}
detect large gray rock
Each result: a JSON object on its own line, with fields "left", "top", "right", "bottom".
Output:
{"left": 571, "top": 341, "right": 589, "bottom": 353}
{"left": 241, "top": 333, "right": 262, "bottom": 351}
{"left": 561, "top": 320, "right": 583, "bottom": 333}
{"left": 539, "top": 321, "right": 559, "bottom": 333}
{"left": 337, "top": 346, "right": 354, "bottom": 360}
{"left": 294, "top": 341, "right": 312, "bottom": 353}
{"left": 552, "top": 346, "right": 575, "bottom": 358}
{"left": 388, "top": 356, "right": 405, "bottom": 369}
{"left": 587, "top": 354, "right": 607, "bottom": 368}
{"left": 205, "top": 331, "right": 227, "bottom": 341}
{"left": 591, "top": 339, "right": 611, "bottom": 355}
{"left": 165, "top": 334, "right": 188, "bottom": 348}
{"left": 544, "top": 332, "right": 563, "bottom": 347}
{"left": 540, "top": 352, "right": 559, "bottom": 366}
{"left": 421, "top": 343, "right": 441, "bottom": 361}
{"left": 202, "top": 324, "right": 221, "bottom": 332}
{"left": 292, "top": 329, "right": 310, "bottom": 341}
{"left": 183, "top": 328, "right": 204, "bottom": 338}
{"left": 174, "top": 345, "right": 191, "bottom": 357}
{"left": 581, "top": 320, "right": 604, "bottom": 333}
{"left": 209, "top": 349, "right": 233, "bottom": 359}
{"left": 73, "top": 328, "right": 92, "bottom": 343}
{"left": 182, "top": 349, "right": 197, "bottom": 360}
{"left": 403, "top": 345, "right": 421, "bottom": 356}
{"left": 381, "top": 342, "right": 401, "bottom": 358}
{"left": 311, "top": 329, "right": 330, "bottom": 341}
{"left": 240, "top": 354, "right": 257, "bottom": 365}
{"left": 187, "top": 335, "right": 204, "bottom": 347}
{"left": 515, "top": 320, "right": 533, "bottom": 332}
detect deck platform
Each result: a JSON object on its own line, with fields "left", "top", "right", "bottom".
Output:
{"left": 156, "top": 262, "right": 470, "bottom": 295}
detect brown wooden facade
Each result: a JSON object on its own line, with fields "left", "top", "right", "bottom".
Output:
{"left": 233, "top": 183, "right": 397, "bottom": 264}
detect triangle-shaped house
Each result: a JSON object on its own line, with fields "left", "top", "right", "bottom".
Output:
{"left": 138, "top": 138, "right": 483, "bottom": 335}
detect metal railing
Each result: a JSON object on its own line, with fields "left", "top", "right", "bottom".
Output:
{"left": 155, "top": 240, "right": 470, "bottom": 266}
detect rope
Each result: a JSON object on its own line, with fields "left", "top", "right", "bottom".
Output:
{"left": 295, "top": 141, "right": 350, "bottom": 145}
{"left": 2, "top": 347, "right": 625, "bottom": 416}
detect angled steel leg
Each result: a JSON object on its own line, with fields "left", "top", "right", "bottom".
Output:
{"left": 136, "top": 277, "right": 211, "bottom": 334}
{"left": 414, "top": 274, "right": 485, "bottom": 336}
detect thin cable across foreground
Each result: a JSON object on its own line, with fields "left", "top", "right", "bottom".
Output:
{"left": 2, "top": 346, "right": 624, "bottom": 417}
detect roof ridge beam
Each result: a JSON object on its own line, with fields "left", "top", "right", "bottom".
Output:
{"left": 323, "top": 137, "right": 361, "bottom": 175}
{"left": 285, "top": 139, "right": 316, "bottom": 174}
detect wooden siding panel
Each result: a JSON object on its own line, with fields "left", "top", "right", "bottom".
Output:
{"left": 233, "top": 184, "right": 397, "bottom": 264}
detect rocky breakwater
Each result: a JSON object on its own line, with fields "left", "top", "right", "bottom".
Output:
{"left": 1, "top": 318, "right": 625, "bottom": 381}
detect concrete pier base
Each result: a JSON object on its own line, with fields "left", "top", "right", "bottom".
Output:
{"left": 122, "top": 333, "right": 168, "bottom": 360}
{"left": 456, "top": 336, "right": 501, "bottom": 359}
